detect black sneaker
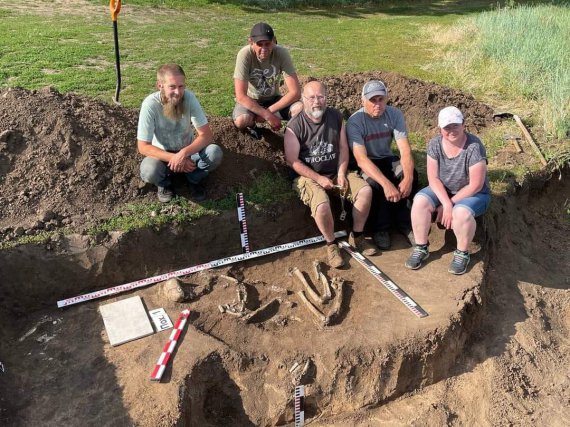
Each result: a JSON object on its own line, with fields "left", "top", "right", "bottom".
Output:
{"left": 157, "top": 185, "right": 174, "bottom": 203}
{"left": 448, "top": 250, "right": 470, "bottom": 275}
{"left": 405, "top": 245, "right": 429, "bottom": 270}
{"left": 246, "top": 126, "right": 262, "bottom": 140}
{"left": 373, "top": 231, "right": 391, "bottom": 250}
{"left": 188, "top": 182, "right": 206, "bottom": 202}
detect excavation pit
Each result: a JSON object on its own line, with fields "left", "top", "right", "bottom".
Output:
{"left": 1, "top": 71, "right": 510, "bottom": 425}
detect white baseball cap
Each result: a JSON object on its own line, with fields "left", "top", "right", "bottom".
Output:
{"left": 438, "top": 106, "right": 464, "bottom": 128}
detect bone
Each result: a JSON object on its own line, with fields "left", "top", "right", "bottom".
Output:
{"left": 312, "top": 261, "right": 332, "bottom": 303}
{"left": 289, "top": 361, "right": 301, "bottom": 373}
{"left": 221, "top": 304, "right": 245, "bottom": 317}
{"left": 290, "top": 267, "right": 327, "bottom": 305}
{"left": 242, "top": 298, "right": 279, "bottom": 324}
{"left": 312, "top": 260, "right": 321, "bottom": 282}
{"left": 297, "top": 291, "right": 327, "bottom": 324}
{"left": 325, "top": 277, "right": 345, "bottom": 326}
{"left": 236, "top": 283, "right": 248, "bottom": 304}
{"left": 219, "top": 274, "right": 239, "bottom": 283}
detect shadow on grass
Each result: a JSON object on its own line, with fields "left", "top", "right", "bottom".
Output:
{"left": 202, "top": 0, "right": 557, "bottom": 17}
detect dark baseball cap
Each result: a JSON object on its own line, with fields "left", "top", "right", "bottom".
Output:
{"left": 250, "top": 22, "right": 275, "bottom": 42}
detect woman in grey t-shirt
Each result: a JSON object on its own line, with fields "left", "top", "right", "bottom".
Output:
{"left": 405, "top": 106, "right": 491, "bottom": 275}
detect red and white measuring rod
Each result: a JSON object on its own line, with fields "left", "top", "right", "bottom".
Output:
{"left": 57, "top": 231, "right": 347, "bottom": 308}
{"left": 150, "top": 309, "right": 190, "bottom": 382}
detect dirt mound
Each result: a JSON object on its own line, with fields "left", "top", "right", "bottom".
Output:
{"left": 0, "top": 71, "right": 495, "bottom": 242}
{"left": 304, "top": 71, "right": 495, "bottom": 133}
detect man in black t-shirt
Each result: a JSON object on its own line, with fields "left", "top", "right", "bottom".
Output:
{"left": 284, "top": 81, "right": 377, "bottom": 268}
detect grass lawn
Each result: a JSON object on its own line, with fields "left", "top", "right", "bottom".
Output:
{"left": 0, "top": 0, "right": 499, "bottom": 114}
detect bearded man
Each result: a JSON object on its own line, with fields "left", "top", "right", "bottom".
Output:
{"left": 137, "top": 63, "right": 222, "bottom": 202}
{"left": 284, "top": 81, "right": 377, "bottom": 268}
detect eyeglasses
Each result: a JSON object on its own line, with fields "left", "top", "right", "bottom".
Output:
{"left": 303, "top": 95, "right": 326, "bottom": 102}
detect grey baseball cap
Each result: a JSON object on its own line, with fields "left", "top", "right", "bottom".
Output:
{"left": 362, "top": 80, "right": 388, "bottom": 99}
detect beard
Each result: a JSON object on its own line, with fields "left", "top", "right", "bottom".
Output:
{"left": 307, "top": 107, "right": 325, "bottom": 120}
{"left": 161, "top": 91, "right": 185, "bottom": 121}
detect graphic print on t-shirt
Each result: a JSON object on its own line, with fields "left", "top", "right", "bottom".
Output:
{"left": 251, "top": 65, "right": 278, "bottom": 97}
{"left": 306, "top": 136, "right": 335, "bottom": 165}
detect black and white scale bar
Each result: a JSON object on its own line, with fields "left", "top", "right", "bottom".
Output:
{"left": 236, "top": 193, "right": 251, "bottom": 253}
{"left": 338, "top": 241, "right": 428, "bottom": 318}
{"left": 57, "top": 231, "right": 348, "bottom": 308}
{"left": 294, "top": 385, "right": 305, "bottom": 427}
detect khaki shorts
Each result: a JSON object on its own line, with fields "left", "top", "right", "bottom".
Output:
{"left": 293, "top": 171, "right": 369, "bottom": 217}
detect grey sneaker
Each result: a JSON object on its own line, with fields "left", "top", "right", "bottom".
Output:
{"left": 157, "top": 185, "right": 174, "bottom": 203}
{"left": 373, "top": 231, "right": 391, "bottom": 250}
{"left": 448, "top": 250, "right": 470, "bottom": 275}
{"left": 405, "top": 245, "right": 429, "bottom": 270}
{"left": 349, "top": 232, "right": 377, "bottom": 256}
{"left": 326, "top": 243, "right": 344, "bottom": 268}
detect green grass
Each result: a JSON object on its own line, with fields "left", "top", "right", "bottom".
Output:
{"left": 0, "top": 1, "right": 492, "bottom": 114}
{"left": 429, "top": 3, "right": 570, "bottom": 140}
{"left": 1, "top": 0, "right": 569, "bottom": 240}
{"left": 87, "top": 172, "right": 294, "bottom": 235}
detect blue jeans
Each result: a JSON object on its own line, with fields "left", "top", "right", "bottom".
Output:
{"left": 140, "top": 144, "right": 223, "bottom": 187}
{"left": 415, "top": 186, "right": 491, "bottom": 217}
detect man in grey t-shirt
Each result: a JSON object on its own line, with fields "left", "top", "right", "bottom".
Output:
{"left": 137, "top": 64, "right": 223, "bottom": 202}
{"left": 346, "top": 80, "right": 418, "bottom": 250}
{"left": 233, "top": 23, "right": 302, "bottom": 138}
{"left": 285, "top": 81, "right": 377, "bottom": 268}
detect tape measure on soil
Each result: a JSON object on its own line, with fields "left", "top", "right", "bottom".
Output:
{"left": 294, "top": 385, "right": 305, "bottom": 427}
{"left": 236, "top": 193, "right": 250, "bottom": 253}
{"left": 57, "top": 231, "right": 348, "bottom": 308}
{"left": 338, "top": 241, "right": 428, "bottom": 318}
{"left": 150, "top": 309, "right": 190, "bottom": 382}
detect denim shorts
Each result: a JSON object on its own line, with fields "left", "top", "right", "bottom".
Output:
{"left": 415, "top": 186, "right": 491, "bottom": 217}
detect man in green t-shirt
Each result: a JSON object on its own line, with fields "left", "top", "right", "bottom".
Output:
{"left": 233, "top": 22, "right": 302, "bottom": 138}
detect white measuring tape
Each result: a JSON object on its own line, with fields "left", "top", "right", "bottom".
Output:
{"left": 236, "top": 193, "right": 250, "bottom": 253}
{"left": 294, "top": 385, "right": 305, "bottom": 427}
{"left": 57, "top": 231, "right": 347, "bottom": 308}
{"left": 338, "top": 241, "right": 428, "bottom": 318}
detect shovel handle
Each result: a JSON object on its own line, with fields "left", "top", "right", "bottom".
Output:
{"left": 110, "top": 0, "right": 121, "bottom": 22}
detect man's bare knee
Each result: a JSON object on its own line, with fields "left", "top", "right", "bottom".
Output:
{"left": 234, "top": 114, "right": 254, "bottom": 129}
{"left": 290, "top": 101, "right": 303, "bottom": 118}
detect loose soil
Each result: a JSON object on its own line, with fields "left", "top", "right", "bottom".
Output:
{"left": 0, "top": 71, "right": 568, "bottom": 426}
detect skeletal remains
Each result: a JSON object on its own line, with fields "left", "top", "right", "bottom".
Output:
{"left": 289, "top": 261, "right": 345, "bottom": 326}
{"left": 217, "top": 262, "right": 344, "bottom": 326}
{"left": 218, "top": 274, "right": 280, "bottom": 323}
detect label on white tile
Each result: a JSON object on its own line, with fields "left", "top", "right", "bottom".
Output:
{"left": 149, "top": 308, "right": 173, "bottom": 332}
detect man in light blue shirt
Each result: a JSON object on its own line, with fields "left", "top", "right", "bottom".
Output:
{"left": 137, "top": 64, "right": 222, "bottom": 202}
